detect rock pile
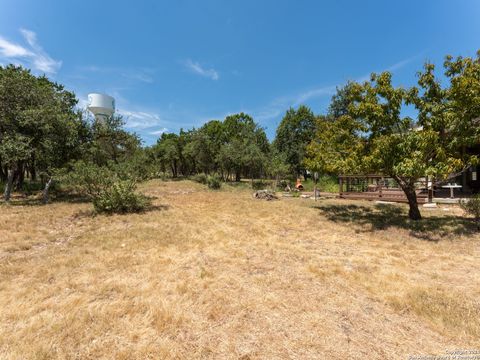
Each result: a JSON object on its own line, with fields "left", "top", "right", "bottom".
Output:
{"left": 252, "top": 190, "right": 278, "bottom": 201}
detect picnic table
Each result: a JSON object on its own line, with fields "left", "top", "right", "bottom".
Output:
{"left": 441, "top": 183, "right": 462, "bottom": 199}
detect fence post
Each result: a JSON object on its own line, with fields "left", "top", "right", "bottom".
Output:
{"left": 339, "top": 176, "right": 343, "bottom": 197}
{"left": 379, "top": 177, "right": 383, "bottom": 199}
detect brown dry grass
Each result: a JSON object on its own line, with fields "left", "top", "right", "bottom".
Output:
{"left": 0, "top": 180, "right": 479, "bottom": 359}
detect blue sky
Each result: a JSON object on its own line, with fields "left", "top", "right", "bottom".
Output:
{"left": 0, "top": 0, "right": 479, "bottom": 145}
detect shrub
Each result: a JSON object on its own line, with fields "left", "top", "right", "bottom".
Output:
{"left": 319, "top": 175, "right": 339, "bottom": 193}
{"left": 59, "top": 161, "right": 115, "bottom": 198}
{"left": 207, "top": 174, "right": 221, "bottom": 189}
{"left": 460, "top": 194, "right": 480, "bottom": 229}
{"left": 278, "top": 180, "right": 288, "bottom": 190}
{"left": 93, "top": 180, "right": 151, "bottom": 214}
{"left": 192, "top": 173, "right": 208, "bottom": 184}
{"left": 60, "top": 161, "right": 150, "bottom": 214}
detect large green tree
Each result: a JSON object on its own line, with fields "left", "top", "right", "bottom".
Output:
{"left": 307, "top": 53, "right": 480, "bottom": 220}
{"left": 88, "top": 114, "right": 141, "bottom": 166}
{"left": 0, "top": 65, "right": 87, "bottom": 202}
{"left": 274, "top": 105, "right": 316, "bottom": 177}
{"left": 220, "top": 113, "right": 268, "bottom": 181}
{"left": 153, "top": 133, "right": 181, "bottom": 177}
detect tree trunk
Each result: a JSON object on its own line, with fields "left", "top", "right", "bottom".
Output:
{"left": 4, "top": 169, "right": 14, "bottom": 202}
{"left": 0, "top": 165, "right": 5, "bottom": 182}
{"left": 235, "top": 170, "right": 241, "bottom": 182}
{"left": 42, "top": 177, "right": 53, "bottom": 204}
{"left": 16, "top": 164, "right": 25, "bottom": 190}
{"left": 402, "top": 184, "right": 422, "bottom": 220}
{"left": 30, "top": 164, "right": 36, "bottom": 181}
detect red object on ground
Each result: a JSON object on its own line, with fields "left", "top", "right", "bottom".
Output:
{"left": 295, "top": 179, "right": 304, "bottom": 190}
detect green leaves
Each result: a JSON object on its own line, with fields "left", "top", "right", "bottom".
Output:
{"left": 274, "top": 105, "right": 316, "bottom": 175}
{"left": 0, "top": 65, "right": 87, "bottom": 179}
{"left": 0, "top": 134, "right": 32, "bottom": 166}
{"left": 306, "top": 52, "right": 480, "bottom": 219}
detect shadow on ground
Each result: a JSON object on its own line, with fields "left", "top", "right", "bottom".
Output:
{"left": 314, "top": 203, "right": 477, "bottom": 241}
{"left": 0, "top": 191, "right": 92, "bottom": 207}
{"left": 0, "top": 194, "right": 169, "bottom": 216}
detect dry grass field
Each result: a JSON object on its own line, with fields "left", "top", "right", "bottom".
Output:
{"left": 0, "top": 180, "right": 479, "bottom": 359}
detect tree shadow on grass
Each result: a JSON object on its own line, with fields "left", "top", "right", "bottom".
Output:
{"left": 0, "top": 191, "right": 92, "bottom": 207}
{"left": 314, "top": 203, "right": 477, "bottom": 241}
{"left": 0, "top": 193, "right": 169, "bottom": 215}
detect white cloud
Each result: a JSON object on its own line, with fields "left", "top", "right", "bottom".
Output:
{"left": 291, "top": 86, "right": 338, "bottom": 107}
{"left": 20, "top": 28, "right": 36, "bottom": 47}
{"left": 253, "top": 84, "right": 337, "bottom": 122}
{"left": 0, "top": 29, "right": 61, "bottom": 74}
{"left": 184, "top": 59, "right": 219, "bottom": 80}
{"left": 149, "top": 128, "right": 169, "bottom": 136}
{"left": 254, "top": 53, "right": 424, "bottom": 122}
{"left": 117, "top": 109, "right": 164, "bottom": 129}
{"left": 0, "top": 37, "right": 32, "bottom": 57}
{"left": 356, "top": 53, "right": 424, "bottom": 83}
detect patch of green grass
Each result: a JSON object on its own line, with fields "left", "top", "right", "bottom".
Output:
{"left": 301, "top": 175, "right": 338, "bottom": 193}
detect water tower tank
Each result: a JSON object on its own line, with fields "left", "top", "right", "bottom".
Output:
{"left": 87, "top": 93, "right": 115, "bottom": 122}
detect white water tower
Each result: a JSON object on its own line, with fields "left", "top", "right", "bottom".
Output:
{"left": 87, "top": 93, "right": 115, "bottom": 123}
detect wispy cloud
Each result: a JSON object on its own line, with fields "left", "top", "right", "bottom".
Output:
{"left": 253, "top": 84, "right": 337, "bottom": 121}
{"left": 80, "top": 65, "right": 155, "bottom": 83}
{"left": 122, "top": 72, "right": 154, "bottom": 83}
{"left": 356, "top": 52, "right": 424, "bottom": 83}
{"left": 149, "top": 128, "right": 169, "bottom": 136}
{"left": 0, "top": 37, "right": 31, "bottom": 57}
{"left": 184, "top": 59, "right": 219, "bottom": 80}
{"left": 0, "top": 29, "right": 61, "bottom": 74}
{"left": 386, "top": 53, "right": 423, "bottom": 73}
{"left": 117, "top": 109, "right": 164, "bottom": 129}
{"left": 254, "top": 53, "right": 424, "bottom": 122}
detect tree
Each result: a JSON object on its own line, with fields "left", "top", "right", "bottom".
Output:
{"left": 221, "top": 113, "right": 269, "bottom": 181}
{"left": 274, "top": 105, "right": 316, "bottom": 177}
{"left": 153, "top": 133, "right": 181, "bottom": 177}
{"left": 182, "top": 121, "right": 224, "bottom": 175}
{"left": 328, "top": 81, "right": 356, "bottom": 118}
{"left": 267, "top": 148, "right": 289, "bottom": 190}
{"left": 0, "top": 65, "right": 87, "bottom": 202}
{"left": 0, "top": 135, "right": 31, "bottom": 201}
{"left": 89, "top": 114, "right": 141, "bottom": 166}
{"left": 306, "top": 57, "right": 479, "bottom": 220}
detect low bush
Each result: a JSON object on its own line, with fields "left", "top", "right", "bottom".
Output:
{"left": 60, "top": 161, "right": 151, "bottom": 214}
{"left": 300, "top": 175, "right": 338, "bottom": 193}
{"left": 93, "top": 180, "right": 151, "bottom": 214}
{"left": 207, "top": 174, "right": 221, "bottom": 189}
{"left": 460, "top": 194, "right": 480, "bottom": 229}
{"left": 278, "top": 180, "right": 289, "bottom": 190}
{"left": 192, "top": 173, "right": 208, "bottom": 184}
